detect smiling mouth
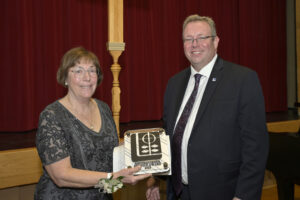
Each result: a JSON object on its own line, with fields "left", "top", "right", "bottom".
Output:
{"left": 80, "top": 85, "right": 92, "bottom": 88}
{"left": 191, "top": 50, "right": 203, "bottom": 55}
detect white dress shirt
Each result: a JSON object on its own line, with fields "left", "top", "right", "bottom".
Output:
{"left": 174, "top": 54, "right": 217, "bottom": 184}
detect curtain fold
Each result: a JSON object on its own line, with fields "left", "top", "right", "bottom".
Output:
{"left": 0, "top": 0, "right": 287, "bottom": 131}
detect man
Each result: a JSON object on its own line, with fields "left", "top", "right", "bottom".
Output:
{"left": 146, "top": 14, "right": 269, "bottom": 200}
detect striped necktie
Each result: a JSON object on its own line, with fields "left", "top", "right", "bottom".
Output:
{"left": 171, "top": 73, "right": 202, "bottom": 196}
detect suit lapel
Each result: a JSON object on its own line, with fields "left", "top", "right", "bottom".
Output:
{"left": 193, "top": 57, "right": 224, "bottom": 128}
{"left": 170, "top": 68, "right": 191, "bottom": 136}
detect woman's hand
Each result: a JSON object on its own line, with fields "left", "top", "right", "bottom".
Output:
{"left": 114, "top": 166, "right": 152, "bottom": 185}
{"left": 146, "top": 176, "right": 160, "bottom": 200}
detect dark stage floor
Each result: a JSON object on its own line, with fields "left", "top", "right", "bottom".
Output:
{"left": 0, "top": 110, "right": 298, "bottom": 151}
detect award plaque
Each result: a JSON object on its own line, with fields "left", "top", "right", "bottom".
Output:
{"left": 113, "top": 128, "right": 171, "bottom": 175}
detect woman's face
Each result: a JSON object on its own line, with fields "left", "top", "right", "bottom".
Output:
{"left": 66, "top": 58, "right": 98, "bottom": 100}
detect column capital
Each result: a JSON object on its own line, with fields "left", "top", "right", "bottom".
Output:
{"left": 107, "top": 42, "right": 125, "bottom": 51}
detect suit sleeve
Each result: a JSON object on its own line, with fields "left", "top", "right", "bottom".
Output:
{"left": 163, "top": 79, "right": 173, "bottom": 135}
{"left": 235, "top": 71, "right": 269, "bottom": 199}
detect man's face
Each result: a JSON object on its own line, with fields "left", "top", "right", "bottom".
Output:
{"left": 183, "top": 21, "right": 219, "bottom": 71}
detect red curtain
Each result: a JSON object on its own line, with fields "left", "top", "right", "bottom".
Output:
{"left": 0, "top": 0, "right": 286, "bottom": 131}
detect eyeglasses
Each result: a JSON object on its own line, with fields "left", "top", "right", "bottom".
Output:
{"left": 183, "top": 35, "right": 215, "bottom": 45}
{"left": 70, "top": 67, "right": 99, "bottom": 79}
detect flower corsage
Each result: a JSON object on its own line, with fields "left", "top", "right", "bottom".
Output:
{"left": 95, "top": 173, "right": 124, "bottom": 193}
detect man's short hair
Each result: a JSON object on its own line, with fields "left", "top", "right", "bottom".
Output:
{"left": 182, "top": 15, "right": 217, "bottom": 38}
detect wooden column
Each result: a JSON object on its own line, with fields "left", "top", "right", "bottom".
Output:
{"left": 107, "top": 3, "right": 151, "bottom": 200}
{"left": 107, "top": 0, "right": 125, "bottom": 138}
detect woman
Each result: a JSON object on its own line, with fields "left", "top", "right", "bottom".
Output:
{"left": 35, "top": 47, "right": 150, "bottom": 200}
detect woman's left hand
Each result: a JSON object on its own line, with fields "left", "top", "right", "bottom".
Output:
{"left": 114, "top": 166, "right": 152, "bottom": 185}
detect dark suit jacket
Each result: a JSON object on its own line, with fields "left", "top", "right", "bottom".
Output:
{"left": 163, "top": 57, "right": 269, "bottom": 200}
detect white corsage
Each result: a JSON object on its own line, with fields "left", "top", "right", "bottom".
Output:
{"left": 95, "top": 175, "right": 124, "bottom": 193}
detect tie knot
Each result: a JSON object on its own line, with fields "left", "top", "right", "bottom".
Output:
{"left": 194, "top": 74, "right": 201, "bottom": 83}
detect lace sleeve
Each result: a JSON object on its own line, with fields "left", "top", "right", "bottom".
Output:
{"left": 36, "top": 109, "right": 69, "bottom": 165}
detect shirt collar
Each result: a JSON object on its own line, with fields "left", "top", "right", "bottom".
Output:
{"left": 190, "top": 54, "right": 218, "bottom": 78}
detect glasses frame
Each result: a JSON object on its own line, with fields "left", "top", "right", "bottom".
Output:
{"left": 70, "top": 67, "right": 99, "bottom": 79}
{"left": 183, "top": 35, "right": 216, "bottom": 45}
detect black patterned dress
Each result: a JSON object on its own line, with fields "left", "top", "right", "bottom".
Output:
{"left": 34, "top": 99, "right": 119, "bottom": 200}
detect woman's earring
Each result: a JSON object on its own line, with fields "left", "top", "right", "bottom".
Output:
{"left": 65, "top": 82, "right": 68, "bottom": 86}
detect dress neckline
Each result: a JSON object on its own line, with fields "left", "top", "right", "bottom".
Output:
{"left": 56, "top": 99, "right": 103, "bottom": 134}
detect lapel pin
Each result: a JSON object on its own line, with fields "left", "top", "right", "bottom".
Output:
{"left": 212, "top": 77, "right": 217, "bottom": 82}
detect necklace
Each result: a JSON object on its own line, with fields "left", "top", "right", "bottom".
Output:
{"left": 90, "top": 123, "right": 94, "bottom": 130}
{"left": 66, "top": 96, "right": 95, "bottom": 130}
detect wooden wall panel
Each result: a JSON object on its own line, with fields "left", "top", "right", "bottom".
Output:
{"left": 0, "top": 148, "right": 42, "bottom": 189}
{"left": 296, "top": 0, "right": 300, "bottom": 113}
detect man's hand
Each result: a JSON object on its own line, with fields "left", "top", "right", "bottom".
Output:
{"left": 146, "top": 176, "right": 160, "bottom": 200}
{"left": 146, "top": 186, "right": 160, "bottom": 200}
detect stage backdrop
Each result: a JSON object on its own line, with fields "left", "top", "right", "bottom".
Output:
{"left": 0, "top": 0, "right": 286, "bottom": 132}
